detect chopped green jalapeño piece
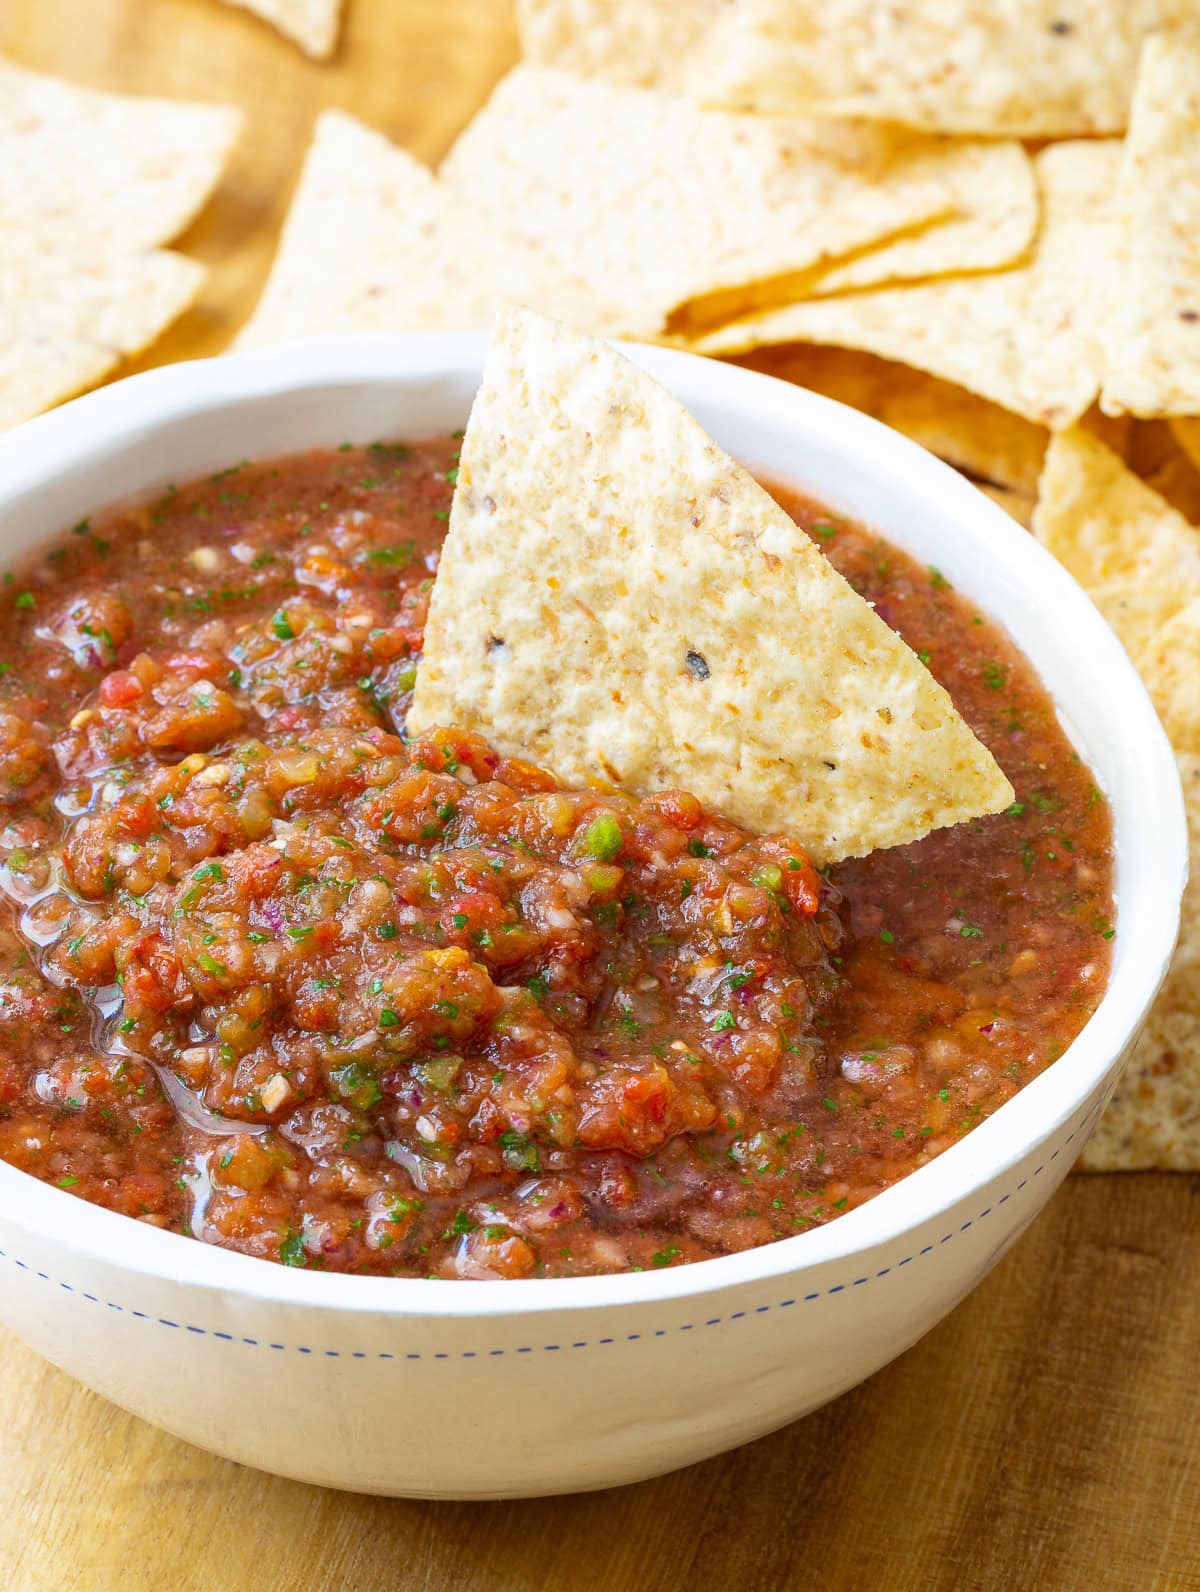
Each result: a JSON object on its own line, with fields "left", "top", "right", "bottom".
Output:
{"left": 580, "top": 812, "right": 623, "bottom": 862}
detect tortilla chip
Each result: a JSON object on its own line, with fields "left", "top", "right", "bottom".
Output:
{"left": 409, "top": 310, "right": 1013, "bottom": 864}
{"left": 0, "top": 58, "right": 241, "bottom": 252}
{"left": 1100, "top": 28, "right": 1200, "bottom": 417}
{"left": 794, "top": 134, "right": 1037, "bottom": 300}
{"left": 439, "top": 66, "right": 970, "bottom": 337}
{"left": 0, "top": 247, "right": 205, "bottom": 431}
{"left": 511, "top": 23, "right": 1036, "bottom": 306}
{"left": 732, "top": 345, "right": 1048, "bottom": 494}
{"left": 1080, "top": 750, "right": 1200, "bottom": 1171}
{"left": 697, "top": 143, "right": 1121, "bottom": 431}
{"left": 218, "top": 0, "right": 343, "bottom": 57}
{"left": 515, "top": 0, "right": 722, "bottom": 90}
{"left": 1132, "top": 597, "right": 1200, "bottom": 754}
{"left": 238, "top": 111, "right": 611, "bottom": 348}
{"left": 699, "top": 0, "right": 1178, "bottom": 136}
{"left": 1032, "top": 428, "right": 1200, "bottom": 659}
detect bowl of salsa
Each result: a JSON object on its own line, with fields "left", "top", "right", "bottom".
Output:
{"left": 0, "top": 331, "right": 1184, "bottom": 1497}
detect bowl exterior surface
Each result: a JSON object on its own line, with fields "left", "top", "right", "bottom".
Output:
{"left": 0, "top": 1082, "right": 1116, "bottom": 1497}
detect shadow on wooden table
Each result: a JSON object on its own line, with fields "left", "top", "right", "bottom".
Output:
{"left": 2, "top": 1174, "right": 1197, "bottom": 1592}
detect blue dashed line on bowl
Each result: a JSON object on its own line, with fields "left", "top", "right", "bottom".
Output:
{"left": 0, "top": 1116, "right": 1095, "bottom": 1360}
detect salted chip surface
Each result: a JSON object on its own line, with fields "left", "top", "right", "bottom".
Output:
{"left": 1032, "top": 429, "right": 1200, "bottom": 660}
{"left": 238, "top": 111, "right": 612, "bottom": 347}
{"left": 1081, "top": 750, "right": 1200, "bottom": 1171}
{"left": 515, "top": 0, "right": 723, "bottom": 89}
{"left": 218, "top": 0, "right": 343, "bottom": 57}
{"left": 0, "top": 247, "right": 205, "bottom": 430}
{"left": 439, "top": 66, "right": 962, "bottom": 337}
{"left": 700, "top": 0, "right": 1179, "bottom": 136}
{"left": 0, "top": 57, "right": 241, "bottom": 252}
{"left": 1100, "top": 27, "right": 1200, "bottom": 418}
{"left": 409, "top": 310, "right": 1013, "bottom": 865}
{"left": 697, "top": 143, "right": 1121, "bottom": 430}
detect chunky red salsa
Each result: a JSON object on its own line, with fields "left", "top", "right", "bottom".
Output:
{"left": 0, "top": 439, "right": 1113, "bottom": 1278}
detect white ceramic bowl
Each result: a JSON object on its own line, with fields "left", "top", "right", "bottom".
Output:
{"left": 0, "top": 336, "right": 1185, "bottom": 1499}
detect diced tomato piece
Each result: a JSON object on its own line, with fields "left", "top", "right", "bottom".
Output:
{"left": 98, "top": 670, "right": 144, "bottom": 707}
{"left": 782, "top": 860, "right": 821, "bottom": 915}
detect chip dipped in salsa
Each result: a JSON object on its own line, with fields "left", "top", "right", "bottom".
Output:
{"left": 0, "top": 433, "right": 1114, "bottom": 1279}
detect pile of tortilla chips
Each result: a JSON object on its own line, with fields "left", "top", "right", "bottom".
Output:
{"left": 9, "top": 4, "right": 1200, "bottom": 1169}
{"left": 0, "top": 58, "right": 240, "bottom": 428}
{"left": 519, "top": 0, "right": 1183, "bottom": 136}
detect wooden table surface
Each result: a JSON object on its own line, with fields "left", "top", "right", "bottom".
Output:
{"left": 1, "top": 2, "right": 1199, "bottom": 1587}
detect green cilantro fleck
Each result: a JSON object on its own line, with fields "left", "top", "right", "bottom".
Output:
{"left": 280, "top": 1230, "right": 308, "bottom": 1267}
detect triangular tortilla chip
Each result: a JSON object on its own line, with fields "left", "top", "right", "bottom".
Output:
{"left": 0, "top": 57, "right": 241, "bottom": 252}
{"left": 0, "top": 247, "right": 205, "bottom": 430}
{"left": 218, "top": 0, "right": 343, "bottom": 57}
{"left": 1080, "top": 749, "right": 1200, "bottom": 1171}
{"left": 515, "top": 0, "right": 723, "bottom": 90}
{"left": 409, "top": 310, "right": 1013, "bottom": 864}
{"left": 695, "top": 143, "right": 1121, "bottom": 431}
{"left": 1100, "top": 27, "right": 1200, "bottom": 418}
{"left": 238, "top": 111, "right": 613, "bottom": 348}
{"left": 439, "top": 66, "right": 964, "bottom": 336}
{"left": 1032, "top": 429, "right": 1200, "bottom": 660}
{"left": 698, "top": 0, "right": 1179, "bottom": 136}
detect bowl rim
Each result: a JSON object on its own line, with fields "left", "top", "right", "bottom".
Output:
{"left": 0, "top": 331, "right": 1185, "bottom": 1321}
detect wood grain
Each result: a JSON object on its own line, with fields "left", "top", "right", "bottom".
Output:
{"left": 1, "top": 3, "right": 1199, "bottom": 1587}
